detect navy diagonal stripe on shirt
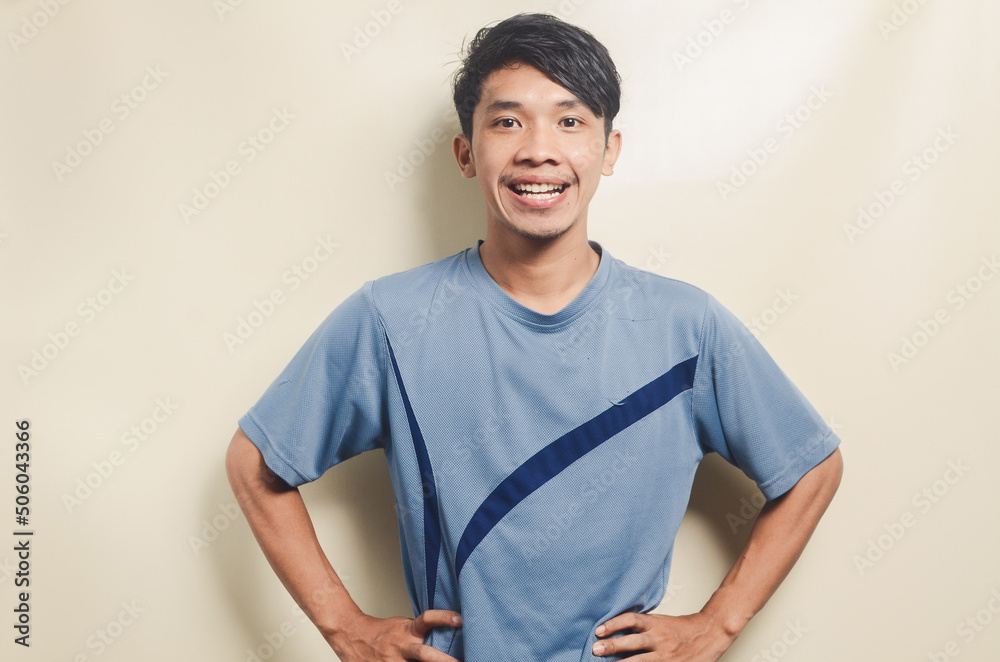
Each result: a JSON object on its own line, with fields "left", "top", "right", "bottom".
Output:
{"left": 455, "top": 354, "right": 699, "bottom": 576}
{"left": 385, "top": 335, "right": 442, "bottom": 610}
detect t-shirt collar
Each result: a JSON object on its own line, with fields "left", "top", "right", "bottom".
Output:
{"left": 463, "top": 238, "right": 611, "bottom": 329}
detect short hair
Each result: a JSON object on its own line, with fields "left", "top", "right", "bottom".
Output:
{"left": 451, "top": 13, "right": 621, "bottom": 144}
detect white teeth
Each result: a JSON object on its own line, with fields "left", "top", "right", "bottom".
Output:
{"left": 514, "top": 183, "right": 563, "bottom": 193}
{"left": 512, "top": 182, "right": 565, "bottom": 199}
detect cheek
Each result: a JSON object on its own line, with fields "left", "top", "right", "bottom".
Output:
{"left": 577, "top": 135, "right": 608, "bottom": 163}
{"left": 567, "top": 155, "right": 601, "bottom": 184}
{"left": 568, "top": 144, "right": 605, "bottom": 174}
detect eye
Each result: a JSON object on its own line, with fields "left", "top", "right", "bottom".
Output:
{"left": 561, "top": 117, "right": 582, "bottom": 128}
{"left": 494, "top": 118, "right": 518, "bottom": 128}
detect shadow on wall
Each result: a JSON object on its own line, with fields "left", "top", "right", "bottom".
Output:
{"left": 304, "top": 451, "right": 415, "bottom": 618}
{"left": 685, "top": 452, "right": 761, "bottom": 562}
{"left": 410, "top": 107, "right": 486, "bottom": 259}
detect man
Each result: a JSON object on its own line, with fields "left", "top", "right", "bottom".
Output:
{"left": 226, "top": 12, "right": 843, "bottom": 662}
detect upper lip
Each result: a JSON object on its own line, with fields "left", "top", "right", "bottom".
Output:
{"left": 508, "top": 176, "right": 570, "bottom": 188}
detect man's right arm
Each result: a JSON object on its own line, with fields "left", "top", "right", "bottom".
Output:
{"left": 224, "top": 427, "right": 462, "bottom": 662}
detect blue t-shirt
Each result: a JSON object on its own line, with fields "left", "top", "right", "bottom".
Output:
{"left": 238, "top": 240, "right": 840, "bottom": 661}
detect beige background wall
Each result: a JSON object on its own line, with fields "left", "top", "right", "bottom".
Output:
{"left": 2, "top": 0, "right": 998, "bottom": 659}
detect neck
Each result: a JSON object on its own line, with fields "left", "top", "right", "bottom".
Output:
{"left": 478, "top": 225, "right": 600, "bottom": 316}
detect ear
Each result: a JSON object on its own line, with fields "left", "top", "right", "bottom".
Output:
{"left": 453, "top": 134, "right": 476, "bottom": 178}
{"left": 601, "top": 129, "right": 622, "bottom": 176}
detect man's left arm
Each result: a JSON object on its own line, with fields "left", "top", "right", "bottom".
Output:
{"left": 593, "top": 447, "right": 843, "bottom": 661}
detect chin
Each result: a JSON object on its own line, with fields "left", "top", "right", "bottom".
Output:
{"left": 515, "top": 226, "right": 572, "bottom": 241}
{"left": 501, "top": 217, "right": 577, "bottom": 242}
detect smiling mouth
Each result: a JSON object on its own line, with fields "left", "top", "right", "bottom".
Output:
{"left": 509, "top": 182, "right": 569, "bottom": 199}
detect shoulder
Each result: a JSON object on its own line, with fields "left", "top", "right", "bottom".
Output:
{"left": 365, "top": 248, "right": 470, "bottom": 319}
{"left": 606, "top": 255, "right": 714, "bottom": 324}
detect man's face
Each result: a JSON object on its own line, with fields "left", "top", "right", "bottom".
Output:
{"left": 453, "top": 63, "right": 621, "bottom": 242}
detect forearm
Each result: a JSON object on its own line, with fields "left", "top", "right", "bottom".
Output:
{"left": 701, "top": 448, "right": 844, "bottom": 638}
{"left": 225, "top": 428, "right": 362, "bottom": 640}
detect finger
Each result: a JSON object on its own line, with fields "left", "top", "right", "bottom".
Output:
{"left": 592, "top": 632, "right": 652, "bottom": 656}
{"left": 411, "top": 609, "right": 463, "bottom": 636}
{"left": 402, "top": 642, "right": 463, "bottom": 662}
{"left": 596, "top": 612, "right": 648, "bottom": 637}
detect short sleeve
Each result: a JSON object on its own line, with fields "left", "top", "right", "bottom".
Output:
{"left": 691, "top": 293, "right": 840, "bottom": 500}
{"left": 238, "top": 282, "right": 389, "bottom": 487}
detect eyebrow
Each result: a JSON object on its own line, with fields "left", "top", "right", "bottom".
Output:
{"left": 482, "top": 98, "right": 584, "bottom": 116}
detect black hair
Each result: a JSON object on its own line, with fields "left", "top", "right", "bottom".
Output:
{"left": 451, "top": 13, "right": 621, "bottom": 144}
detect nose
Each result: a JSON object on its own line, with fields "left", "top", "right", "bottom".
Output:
{"left": 514, "top": 125, "right": 561, "bottom": 166}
